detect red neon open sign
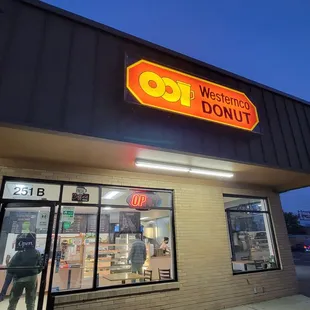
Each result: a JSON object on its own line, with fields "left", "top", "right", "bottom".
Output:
{"left": 129, "top": 193, "right": 147, "bottom": 208}
{"left": 126, "top": 191, "right": 161, "bottom": 209}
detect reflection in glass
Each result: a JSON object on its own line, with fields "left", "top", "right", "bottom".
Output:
{"left": 51, "top": 206, "right": 97, "bottom": 292}
{"left": 0, "top": 205, "right": 51, "bottom": 309}
{"left": 96, "top": 207, "right": 174, "bottom": 287}
{"left": 101, "top": 187, "right": 172, "bottom": 208}
{"left": 224, "top": 196, "right": 278, "bottom": 274}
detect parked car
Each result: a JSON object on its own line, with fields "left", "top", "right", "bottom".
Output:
{"left": 254, "top": 232, "right": 267, "bottom": 240}
{"left": 303, "top": 240, "right": 310, "bottom": 252}
{"left": 291, "top": 240, "right": 310, "bottom": 252}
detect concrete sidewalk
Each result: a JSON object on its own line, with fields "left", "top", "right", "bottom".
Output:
{"left": 226, "top": 295, "right": 310, "bottom": 310}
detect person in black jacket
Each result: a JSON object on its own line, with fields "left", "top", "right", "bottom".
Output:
{"left": 7, "top": 233, "right": 43, "bottom": 310}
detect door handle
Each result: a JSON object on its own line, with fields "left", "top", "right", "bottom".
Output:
{"left": 41, "top": 253, "right": 49, "bottom": 270}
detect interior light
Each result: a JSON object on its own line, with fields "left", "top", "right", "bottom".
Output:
{"left": 141, "top": 217, "right": 149, "bottom": 220}
{"left": 103, "top": 207, "right": 112, "bottom": 210}
{"left": 102, "top": 191, "right": 120, "bottom": 200}
{"left": 190, "top": 168, "right": 234, "bottom": 178}
{"left": 135, "top": 160, "right": 189, "bottom": 172}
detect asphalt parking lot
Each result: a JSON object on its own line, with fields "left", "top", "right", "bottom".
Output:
{"left": 293, "top": 252, "right": 310, "bottom": 297}
{"left": 293, "top": 251, "right": 310, "bottom": 266}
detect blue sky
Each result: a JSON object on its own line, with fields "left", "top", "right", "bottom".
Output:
{"left": 42, "top": 0, "right": 310, "bottom": 213}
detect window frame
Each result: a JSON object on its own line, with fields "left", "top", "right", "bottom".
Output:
{"left": 224, "top": 194, "right": 281, "bottom": 275}
{"left": 54, "top": 185, "right": 177, "bottom": 295}
{"left": 52, "top": 187, "right": 177, "bottom": 296}
{"left": 0, "top": 176, "right": 178, "bottom": 298}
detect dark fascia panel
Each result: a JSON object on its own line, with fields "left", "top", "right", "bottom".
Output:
{"left": 20, "top": 0, "right": 309, "bottom": 107}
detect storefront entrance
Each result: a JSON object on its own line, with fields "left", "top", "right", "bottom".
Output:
{"left": 0, "top": 177, "right": 176, "bottom": 310}
{"left": 0, "top": 202, "right": 56, "bottom": 310}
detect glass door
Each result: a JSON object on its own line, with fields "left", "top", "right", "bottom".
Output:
{"left": 0, "top": 202, "right": 55, "bottom": 310}
{"left": 50, "top": 206, "right": 98, "bottom": 293}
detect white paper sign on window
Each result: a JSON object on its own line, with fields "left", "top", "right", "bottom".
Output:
{"left": 36, "top": 210, "right": 50, "bottom": 230}
{"left": 62, "top": 185, "right": 99, "bottom": 204}
{"left": 2, "top": 181, "right": 61, "bottom": 201}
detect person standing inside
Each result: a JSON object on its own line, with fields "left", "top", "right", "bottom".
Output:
{"left": 128, "top": 234, "right": 146, "bottom": 282}
{"left": 7, "top": 233, "right": 43, "bottom": 310}
{"left": 159, "top": 237, "right": 170, "bottom": 255}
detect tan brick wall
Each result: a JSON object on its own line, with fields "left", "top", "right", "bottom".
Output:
{"left": 0, "top": 160, "right": 298, "bottom": 310}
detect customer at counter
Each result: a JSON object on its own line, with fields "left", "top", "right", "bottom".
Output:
{"left": 159, "top": 237, "right": 170, "bottom": 255}
{"left": 128, "top": 234, "right": 146, "bottom": 283}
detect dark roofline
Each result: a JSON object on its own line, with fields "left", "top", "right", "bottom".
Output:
{"left": 21, "top": 0, "right": 309, "bottom": 106}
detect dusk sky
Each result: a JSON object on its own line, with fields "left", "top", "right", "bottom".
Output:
{"left": 42, "top": 0, "right": 310, "bottom": 214}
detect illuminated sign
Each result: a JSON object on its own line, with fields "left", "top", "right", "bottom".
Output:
{"left": 126, "top": 59, "right": 259, "bottom": 131}
{"left": 129, "top": 194, "right": 147, "bottom": 208}
{"left": 126, "top": 191, "right": 162, "bottom": 210}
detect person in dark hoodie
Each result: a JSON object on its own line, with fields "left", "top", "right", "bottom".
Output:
{"left": 7, "top": 233, "right": 43, "bottom": 310}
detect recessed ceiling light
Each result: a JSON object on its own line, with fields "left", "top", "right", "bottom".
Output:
{"left": 103, "top": 207, "right": 112, "bottom": 210}
{"left": 102, "top": 191, "right": 120, "bottom": 200}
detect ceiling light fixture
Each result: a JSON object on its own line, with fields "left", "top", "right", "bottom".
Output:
{"left": 103, "top": 191, "right": 120, "bottom": 200}
{"left": 135, "top": 159, "right": 234, "bottom": 178}
{"left": 135, "top": 160, "right": 189, "bottom": 172}
{"left": 190, "top": 168, "right": 234, "bottom": 178}
{"left": 140, "top": 217, "right": 149, "bottom": 220}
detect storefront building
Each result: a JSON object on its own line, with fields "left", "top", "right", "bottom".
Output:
{"left": 0, "top": 0, "right": 310, "bottom": 309}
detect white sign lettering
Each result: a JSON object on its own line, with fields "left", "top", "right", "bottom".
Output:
{"left": 3, "top": 182, "right": 61, "bottom": 201}
{"left": 18, "top": 241, "right": 33, "bottom": 247}
{"left": 61, "top": 206, "right": 75, "bottom": 223}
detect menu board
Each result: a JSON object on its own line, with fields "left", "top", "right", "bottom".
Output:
{"left": 7, "top": 212, "right": 37, "bottom": 234}
{"left": 87, "top": 215, "right": 97, "bottom": 233}
{"left": 119, "top": 212, "right": 140, "bottom": 233}
{"left": 86, "top": 214, "right": 110, "bottom": 233}
{"left": 61, "top": 214, "right": 87, "bottom": 234}
{"left": 100, "top": 214, "right": 110, "bottom": 233}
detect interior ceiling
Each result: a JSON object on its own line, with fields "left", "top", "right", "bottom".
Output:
{"left": 0, "top": 125, "right": 309, "bottom": 192}
{"left": 5, "top": 206, "right": 168, "bottom": 222}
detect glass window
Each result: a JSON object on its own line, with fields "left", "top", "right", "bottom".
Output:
{"left": 224, "top": 195, "right": 279, "bottom": 274}
{"left": 51, "top": 206, "right": 98, "bottom": 292}
{"left": 95, "top": 187, "right": 175, "bottom": 287}
{"left": 101, "top": 187, "right": 172, "bottom": 208}
{"left": 50, "top": 186, "right": 175, "bottom": 294}
{"left": 0, "top": 203, "right": 54, "bottom": 309}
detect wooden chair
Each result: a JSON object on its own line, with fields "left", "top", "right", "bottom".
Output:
{"left": 158, "top": 269, "right": 171, "bottom": 280}
{"left": 144, "top": 269, "right": 152, "bottom": 281}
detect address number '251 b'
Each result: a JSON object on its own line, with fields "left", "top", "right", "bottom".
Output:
{"left": 13, "top": 186, "right": 45, "bottom": 197}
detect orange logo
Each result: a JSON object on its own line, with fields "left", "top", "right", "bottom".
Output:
{"left": 126, "top": 60, "right": 259, "bottom": 131}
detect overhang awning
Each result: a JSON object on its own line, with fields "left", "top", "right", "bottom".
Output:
{"left": 0, "top": 125, "right": 309, "bottom": 192}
